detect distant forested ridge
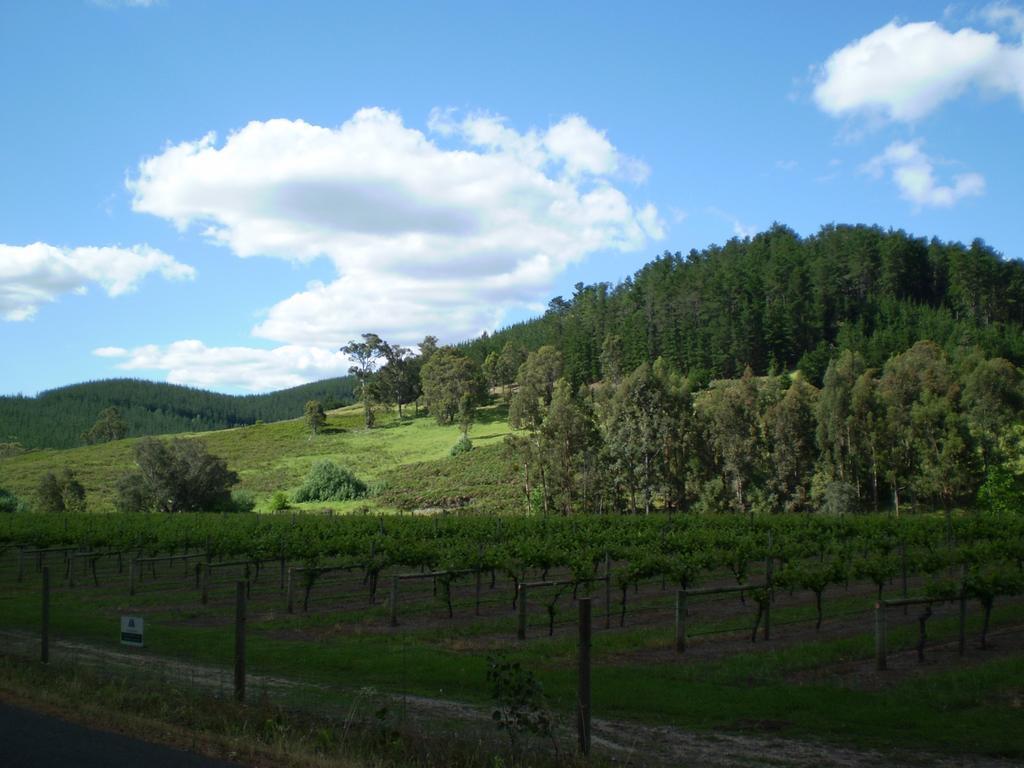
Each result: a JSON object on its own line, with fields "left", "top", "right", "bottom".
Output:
{"left": 0, "top": 377, "right": 357, "bottom": 450}
{"left": 463, "top": 224, "right": 1024, "bottom": 388}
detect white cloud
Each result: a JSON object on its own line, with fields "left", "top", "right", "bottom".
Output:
{"left": 0, "top": 242, "right": 194, "bottom": 321}
{"left": 97, "top": 340, "right": 351, "bottom": 392}
{"left": 862, "top": 140, "right": 985, "bottom": 207}
{"left": 813, "top": 17, "right": 1024, "bottom": 122}
{"left": 983, "top": 2, "right": 1024, "bottom": 36}
{"left": 706, "top": 207, "right": 756, "bottom": 239}
{"left": 127, "top": 107, "right": 659, "bottom": 352}
{"left": 775, "top": 159, "right": 798, "bottom": 171}
{"left": 93, "top": 346, "right": 129, "bottom": 358}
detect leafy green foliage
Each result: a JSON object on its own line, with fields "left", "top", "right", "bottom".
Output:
{"left": 486, "top": 655, "right": 553, "bottom": 752}
{"left": 229, "top": 490, "right": 256, "bottom": 513}
{"left": 304, "top": 400, "right": 326, "bottom": 435}
{"left": 37, "top": 468, "right": 86, "bottom": 514}
{"left": 115, "top": 437, "right": 238, "bottom": 513}
{"left": 0, "top": 486, "right": 28, "bottom": 514}
{"left": 293, "top": 460, "right": 368, "bottom": 502}
{"left": 81, "top": 406, "right": 127, "bottom": 445}
{"left": 420, "top": 347, "right": 487, "bottom": 428}
{"left": 450, "top": 435, "right": 473, "bottom": 456}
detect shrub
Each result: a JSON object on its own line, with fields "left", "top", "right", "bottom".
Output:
{"left": 293, "top": 460, "right": 368, "bottom": 503}
{"left": 269, "top": 491, "right": 291, "bottom": 512}
{"left": 227, "top": 490, "right": 256, "bottom": 513}
{"left": 977, "top": 465, "right": 1023, "bottom": 514}
{"left": 115, "top": 437, "right": 238, "bottom": 513}
{"left": 37, "top": 469, "right": 86, "bottom": 514}
{"left": 450, "top": 436, "right": 473, "bottom": 456}
{"left": 0, "top": 487, "right": 28, "bottom": 514}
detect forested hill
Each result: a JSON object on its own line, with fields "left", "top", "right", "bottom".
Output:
{"left": 464, "top": 224, "right": 1024, "bottom": 388}
{"left": 0, "top": 377, "right": 357, "bottom": 450}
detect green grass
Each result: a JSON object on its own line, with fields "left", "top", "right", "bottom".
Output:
{"left": 0, "top": 403, "right": 514, "bottom": 513}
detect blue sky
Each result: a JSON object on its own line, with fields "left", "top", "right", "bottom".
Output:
{"left": 2, "top": 0, "right": 1022, "bottom": 394}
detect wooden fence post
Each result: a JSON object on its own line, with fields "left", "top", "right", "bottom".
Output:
{"left": 201, "top": 563, "right": 210, "bottom": 605}
{"left": 577, "top": 597, "right": 592, "bottom": 757}
{"left": 129, "top": 559, "right": 136, "bottom": 596}
{"left": 390, "top": 575, "right": 400, "bottom": 627}
{"left": 675, "top": 590, "right": 687, "bottom": 653}
{"left": 517, "top": 583, "right": 527, "bottom": 640}
{"left": 279, "top": 556, "right": 286, "bottom": 593}
{"left": 41, "top": 567, "right": 50, "bottom": 664}
{"left": 234, "top": 581, "right": 246, "bottom": 703}
{"left": 604, "top": 553, "right": 611, "bottom": 630}
{"left": 874, "top": 602, "right": 887, "bottom": 671}
{"left": 958, "top": 566, "right": 967, "bottom": 657}
{"left": 475, "top": 569, "right": 482, "bottom": 616}
{"left": 901, "top": 543, "right": 909, "bottom": 615}
{"left": 764, "top": 531, "right": 773, "bottom": 641}
{"left": 286, "top": 568, "right": 295, "bottom": 614}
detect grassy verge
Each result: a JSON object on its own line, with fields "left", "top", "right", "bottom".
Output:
{"left": 0, "top": 652, "right": 591, "bottom": 768}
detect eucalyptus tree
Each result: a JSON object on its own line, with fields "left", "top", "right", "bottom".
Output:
{"left": 341, "top": 333, "right": 389, "bottom": 428}
{"left": 304, "top": 399, "right": 326, "bottom": 435}
{"left": 420, "top": 347, "right": 487, "bottom": 427}
{"left": 698, "top": 367, "right": 767, "bottom": 518}
{"left": 767, "top": 377, "right": 819, "bottom": 512}
{"left": 538, "top": 379, "right": 601, "bottom": 514}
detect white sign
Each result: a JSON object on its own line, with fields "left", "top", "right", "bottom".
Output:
{"left": 120, "top": 616, "right": 144, "bottom": 647}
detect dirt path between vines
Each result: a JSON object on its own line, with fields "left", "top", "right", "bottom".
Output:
{"left": 0, "top": 630, "right": 1016, "bottom": 768}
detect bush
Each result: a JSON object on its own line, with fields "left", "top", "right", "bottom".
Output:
{"left": 227, "top": 490, "right": 256, "bottom": 513}
{"left": 293, "top": 460, "right": 368, "bottom": 503}
{"left": 820, "top": 480, "right": 860, "bottom": 516}
{"left": 37, "top": 469, "right": 86, "bottom": 514}
{"left": 977, "top": 465, "right": 1023, "bottom": 514}
{"left": 0, "top": 487, "right": 28, "bottom": 514}
{"left": 115, "top": 437, "right": 238, "bottom": 513}
{"left": 269, "top": 491, "right": 290, "bottom": 512}
{"left": 450, "top": 436, "right": 473, "bottom": 456}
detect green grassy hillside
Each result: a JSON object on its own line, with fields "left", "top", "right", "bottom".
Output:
{"left": 0, "top": 402, "right": 515, "bottom": 514}
{"left": 0, "top": 376, "right": 358, "bottom": 450}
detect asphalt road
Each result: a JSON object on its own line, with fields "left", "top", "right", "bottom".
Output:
{"left": 0, "top": 700, "right": 241, "bottom": 768}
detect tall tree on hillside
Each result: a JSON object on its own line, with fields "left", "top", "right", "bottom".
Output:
{"left": 341, "top": 333, "right": 389, "bottom": 429}
{"left": 601, "top": 363, "right": 677, "bottom": 514}
{"left": 878, "top": 341, "right": 957, "bottom": 516}
{"left": 600, "top": 334, "right": 626, "bottom": 384}
{"left": 910, "top": 388, "right": 979, "bottom": 519}
{"left": 961, "top": 356, "right": 1024, "bottom": 469}
{"left": 699, "top": 367, "right": 766, "bottom": 518}
{"left": 482, "top": 351, "right": 501, "bottom": 394}
{"left": 420, "top": 347, "right": 487, "bottom": 426}
{"left": 304, "top": 400, "right": 326, "bottom": 435}
{"left": 496, "top": 341, "right": 528, "bottom": 399}
{"left": 508, "top": 346, "right": 563, "bottom": 430}
{"left": 539, "top": 379, "right": 601, "bottom": 514}
{"left": 419, "top": 335, "right": 439, "bottom": 363}
{"left": 817, "top": 351, "right": 865, "bottom": 484}
{"left": 377, "top": 343, "right": 417, "bottom": 419}
{"left": 850, "top": 368, "right": 884, "bottom": 511}
{"left": 82, "top": 406, "right": 127, "bottom": 445}
{"left": 767, "top": 378, "right": 819, "bottom": 512}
